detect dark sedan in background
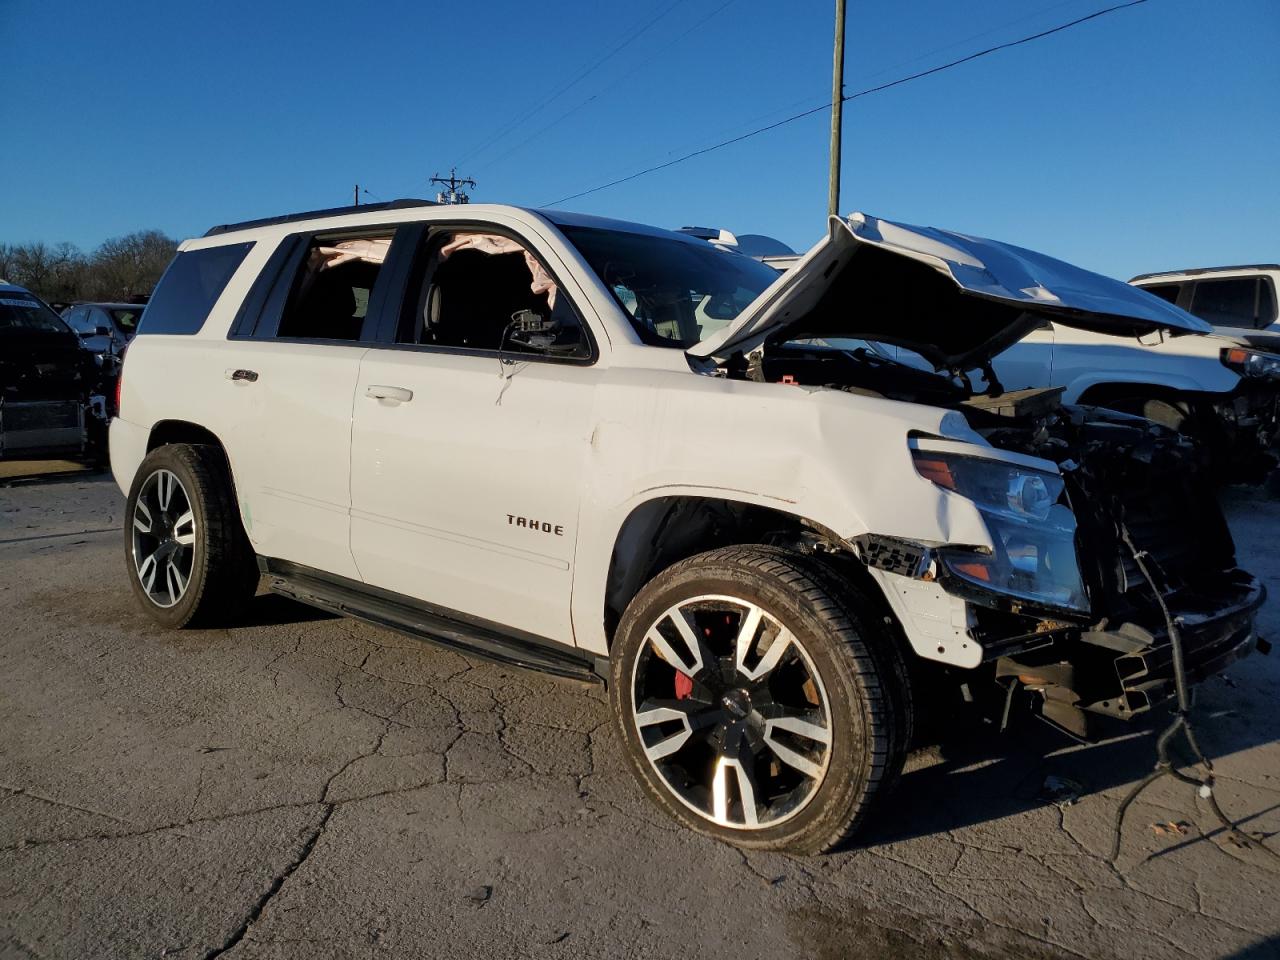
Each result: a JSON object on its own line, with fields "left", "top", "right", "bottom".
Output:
{"left": 0, "top": 283, "right": 107, "bottom": 460}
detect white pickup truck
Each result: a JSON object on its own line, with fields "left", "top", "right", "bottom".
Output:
{"left": 111, "top": 203, "right": 1264, "bottom": 852}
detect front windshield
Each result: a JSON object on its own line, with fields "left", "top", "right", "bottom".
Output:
{"left": 559, "top": 225, "right": 780, "bottom": 348}
{"left": 0, "top": 294, "right": 71, "bottom": 335}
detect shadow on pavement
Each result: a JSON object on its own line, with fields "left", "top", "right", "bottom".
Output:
{"left": 859, "top": 680, "right": 1279, "bottom": 855}
{"left": 234, "top": 591, "right": 339, "bottom": 627}
{"left": 1222, "top": 935, "right": 1280, "bottom": 959}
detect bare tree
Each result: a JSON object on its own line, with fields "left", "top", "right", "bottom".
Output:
{"left": 0, "top": 244, "right": 16, "bottom": 284}
{"left": 0, "top": 230, "right": 176, "bottom": 303}
{"left": 89, "top": 230, "right": 176, "bottom": 301}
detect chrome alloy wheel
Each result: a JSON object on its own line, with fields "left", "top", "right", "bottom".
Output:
{"left": 130, "top": 468, "right": 196, "bottom": 608}
{"left": 629, "top": 595, "right": 833, "bottom": 830}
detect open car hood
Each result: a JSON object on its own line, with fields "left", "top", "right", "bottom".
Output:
{"left": 688, "top": 213, "right": 1212, "bottom": 370}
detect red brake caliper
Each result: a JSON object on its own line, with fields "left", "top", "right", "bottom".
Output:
{"left": 674, "top": 672, "right": 693, "bottom": 700}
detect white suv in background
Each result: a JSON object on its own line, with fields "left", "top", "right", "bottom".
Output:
{"left": 112, "top": 204, "right": 1263, "bottom": 852}
{"left": 1130, "top": 264, "right": 1280, "bottom": 333}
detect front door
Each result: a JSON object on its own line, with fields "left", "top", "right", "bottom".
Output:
{"left": 348, "top": 225, "right": 599, "bottom": 645}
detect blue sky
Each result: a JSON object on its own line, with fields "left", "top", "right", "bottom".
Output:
{"left": 3, "top": 0, "right": 1276, "bottom": 278}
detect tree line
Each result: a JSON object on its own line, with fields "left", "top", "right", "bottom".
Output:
{"left": 0, "top": 230, "right": 178, "bottom": 305}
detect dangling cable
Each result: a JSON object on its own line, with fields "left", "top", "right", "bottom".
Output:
{"left": 1109, "top": 528, "right": 1279, "bottom": 864}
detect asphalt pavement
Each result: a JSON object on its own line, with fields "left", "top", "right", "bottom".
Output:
{"left": 2, "top": 472, "right": 1278, "bottom": 959}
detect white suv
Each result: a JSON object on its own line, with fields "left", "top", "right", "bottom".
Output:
{"left": 1130, "top": 265, "right": 1280, "bottom": 332}
{"left": 112, "top": 203, "right": 1264, "bottom": 852}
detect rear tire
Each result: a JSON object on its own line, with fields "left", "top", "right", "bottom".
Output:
{"left": 124, "top": 443, "right": 258, "bottom": 628}
{"left": 1101, "top": 394, "right": 1190, "bottom": 432}
{"left": 609, "top": 545, "right": 911, "bottom": 853}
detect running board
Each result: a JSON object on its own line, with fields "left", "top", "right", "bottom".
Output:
{"left": 262, "top": 559, "right": 603, "bottom": 684}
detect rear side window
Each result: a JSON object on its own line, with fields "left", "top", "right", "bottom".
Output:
{"left": 276, "top": 233, "right": 393, "bottom": 340}
{"left": 1189, "top": 277, "right": 1273, "bottom": 329}
{"left": 138, "top": 242, "right": 253, "bottom": 335}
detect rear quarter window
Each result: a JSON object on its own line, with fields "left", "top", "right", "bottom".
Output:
{"left": 137, "top": 242, "right": 254, "bottom": 335}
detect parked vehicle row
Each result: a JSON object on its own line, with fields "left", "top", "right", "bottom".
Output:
{"left": 62, "top": 301, "right": 142, "bottom": 366}
{"left": 0, "top": 283, "right": 118, "bottom": 462}
{"left": 111, "top": 200, "right": 1266, "bottom": 852}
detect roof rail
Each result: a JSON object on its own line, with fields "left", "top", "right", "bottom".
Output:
{"left": 203, "top": 198, "right": 437, "bottom": 237}
{"left": 1130, "top": 264, "right": 1280, "bottom": 282}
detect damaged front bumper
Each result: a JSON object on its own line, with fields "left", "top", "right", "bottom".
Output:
{"left": 856, "top": 531, "right": 1266, "bottom": 734}
{"left": 996, "top": 571, "right": 1265, "bottom": 732}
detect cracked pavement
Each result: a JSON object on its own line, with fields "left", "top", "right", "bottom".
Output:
{"left": 1, "top": 474, "right": 1278, "bottom": 959}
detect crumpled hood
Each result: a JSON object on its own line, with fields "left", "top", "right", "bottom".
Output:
{"left": 689, "top": 213, "right": 1213, "bottom": 369}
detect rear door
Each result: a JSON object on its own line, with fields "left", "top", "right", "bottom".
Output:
{"left": 225, "top": 225, "right": 403, "bottom": 579}
{"left": 348, "top": 219, "right": 600, "bottom": 644}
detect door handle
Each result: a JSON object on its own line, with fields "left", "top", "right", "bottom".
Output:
{"left": 226, "top": 368, "right": 259, "bottom": 382}
{"left": 365, "top": 385, "right": 413, "bottom": 403}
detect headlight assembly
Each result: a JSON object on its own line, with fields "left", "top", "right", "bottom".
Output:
{"left": 911, "top": 449, "right": 1089, "bottom": 614}
{"left": 1222, "top": 347, "right": 1280, "bottom": 380}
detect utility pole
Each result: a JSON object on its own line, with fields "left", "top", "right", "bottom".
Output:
{"left": 354, "top": 183, "right": 360, "bottom": 206}
{"left": 430, "top": 168, "right": 477, "bottom": 205}
{"left": 828, "top": 0, "right": 846, "bottom": 219}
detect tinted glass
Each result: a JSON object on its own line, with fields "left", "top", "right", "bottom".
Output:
{"left": 138, "top": 242, "right": 253, "bottom": 335}
{"left": 1140, "top": 282, "right": 1181, "bottom": 305}
{"left": 1189, "top": 277, "right": 1260, "bottom": 327}
{"left": 1258, "top": 280, "right": 1278, "bottom": 328}
{"left": 63, "top": 306, "right": 94, "bottom": 334}
{"left": 0, "top": 293, "right": 72, "bottom": 334}
{"left": 560, "top": 225, "right": 779, "bottom": 348}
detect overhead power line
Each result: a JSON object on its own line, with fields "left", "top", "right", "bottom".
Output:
{"left": 650, "top": 0, "right": 1098, "bottom": 176}
{"left": 478, "top": 0, "right": 742, "bottom": 174}
{"left": 454, "top": 0, "right": 690, "bottom": 169}
{"left": 542, "top": 0, "right": 1150, "bottom": 208}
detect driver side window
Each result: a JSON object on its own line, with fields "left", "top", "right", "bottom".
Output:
{"left": 397, "top": 230, "right": 590, "bottom": 359}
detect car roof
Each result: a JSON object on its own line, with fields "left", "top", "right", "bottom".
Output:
{"left": 1130, "top": 264, "right": 1280, "bottom": 282}
{"left": 0, "top": 282, "right": 34, "bottom": 295}
{"left": 72, "top": 302, "right": 145, "bottom": 309}
{"left": 198, "top": 199, "right": 712, "bottom": 249}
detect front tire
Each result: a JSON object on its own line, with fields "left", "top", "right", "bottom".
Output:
{"left": 125, "top": 443, "right": 258, "bottom": 628}
{"left": 609, "top": 546, "right": 910, "bottom": 853}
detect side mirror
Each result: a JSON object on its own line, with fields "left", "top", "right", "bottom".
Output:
{"left": 505, "top": 309, "right": 587, "bottom": 357}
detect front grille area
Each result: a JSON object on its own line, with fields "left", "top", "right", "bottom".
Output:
{"left": 0, "top": 401, "right": 84, "bottom": 455}
{"left": 1068, "top": 453, "right": 1235, "bottom": 615}
{"left": 3, "top": 401, "right": 81, "bottom": 432}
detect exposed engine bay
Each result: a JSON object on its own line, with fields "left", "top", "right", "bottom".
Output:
{"left": 729, "top": 339, "right": 1266, "bottom": 737}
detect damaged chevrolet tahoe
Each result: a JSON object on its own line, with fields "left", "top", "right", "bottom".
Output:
{"left": 112, "top": 202, "right": 1265, "bottom": 852}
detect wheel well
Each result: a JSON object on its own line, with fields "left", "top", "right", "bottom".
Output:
{"left": 147, "top": 419, "right": 225, "bottom": 453}
{"left": 602, "top": 496, "right": 875, "bottom": 645}
{"left": 145, "top": 420, "right": 240, "bottom": 495}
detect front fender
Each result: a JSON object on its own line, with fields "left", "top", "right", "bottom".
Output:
{"left": 569, "top": 371, "right": 1014, "bottom": 655}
